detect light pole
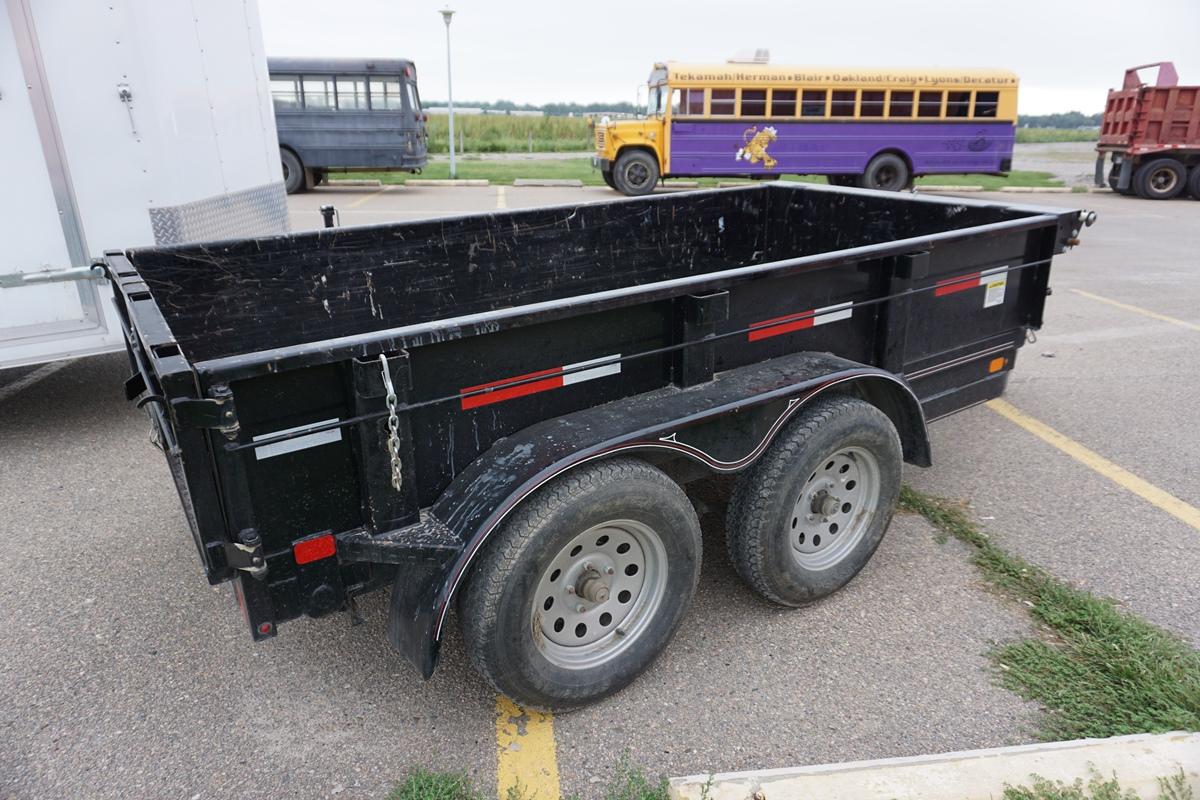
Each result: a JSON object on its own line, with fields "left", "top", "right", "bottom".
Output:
{"left": 440, "top": 7, "right": 456, "bottom": 180}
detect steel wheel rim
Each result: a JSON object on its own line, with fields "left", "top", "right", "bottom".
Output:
{"left": 531, "top": 519, "right": 667, "bottom": 670}
{"left": 788, "top": 446, "right": 882, "bottom": 571}
{"left": 626, "top": 163, "right": 651, "bottom": 188}
{"left": 1150, "top": 168, "right": 1178, "bottom": 193}
{"left": 874, "top": 165, "right": 898, "bottom": 189}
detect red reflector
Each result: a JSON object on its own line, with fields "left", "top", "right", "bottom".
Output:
{"left": 293, "top": 534, "right": 336, "bottom": 565}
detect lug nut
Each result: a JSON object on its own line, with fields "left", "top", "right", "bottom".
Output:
{"left": 577, "top": 604, "right": 586, "bottom": 613}
{"left": 566, "top": 586, "right": 575, "bottom": 595}
{"left": 605, "top": 566, "right": 615, "bottom": 575}
{"left": 583, "top": 561, "right": 592, "bottom": 571}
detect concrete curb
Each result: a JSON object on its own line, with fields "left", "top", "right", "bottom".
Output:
{"left": 918, "top": 185, "right": 985, "bottom": 192}
{"left": 669, "top": 733, "right": 1200, "bottom": 800}
{"left": 327, "top": 179, "right": 382, "bottom": 187}
{"left": 512, "top": 178, "right": 583, "bottom": 187}
{"left": 405, "top": 179, "right": 489, "bottom": 187}
{"left": 1000, "top": 186, "right": 1073, "bottom": 193}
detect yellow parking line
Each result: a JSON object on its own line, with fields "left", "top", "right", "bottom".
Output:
{"left": 986, "top": 399, "right": 1200, "bottom": 532}
{"left": 345, "top": 186, "right": 389, "bottom": 209}
{"left": 495, "top": 696, "right": 560, "bottom": 800}
{"left": 1070, "top": 288, "right": 1200, "bottom": 332}
{"left": 496, "top": 185, "right": 507, "bottom": 209}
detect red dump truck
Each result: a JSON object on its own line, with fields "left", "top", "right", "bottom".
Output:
{"left": 1096, "top": 62, "right": 1200, "bottom": 199}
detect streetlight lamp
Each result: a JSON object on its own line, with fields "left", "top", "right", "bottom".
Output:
{"left": 439, "top": 7, "right": 456, "bottom": 180}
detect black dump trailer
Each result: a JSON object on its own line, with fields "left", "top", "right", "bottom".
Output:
{"left": 110, "top": 183, "right": 1093, "bottom": 709}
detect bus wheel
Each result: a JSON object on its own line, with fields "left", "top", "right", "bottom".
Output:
{"left": 1133, "top": 158, "right": 1185, "bottom": 200}
{"left": 612, "top": 150, "right": 659, "bottom": 196}
{"left": 460, "top": 457, "right": 701, "bottom": 710}
{"left": 280, "top": 149, "right": 305, "bottom": 194}
{"left": 859, "top": 153, "right": 910, "bottom": 192}
{"left": 601, "top": 169, "right": 617, "bottom": 190}
{"left": 827, "top": 175, "right": 858, "bottom": 187}
{"left": 725, "top": 395, "right": 902, "bottom": 607}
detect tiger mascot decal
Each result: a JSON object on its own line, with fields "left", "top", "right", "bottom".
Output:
{"left": 735, "top": 125, "right": 778, "bottom": 170}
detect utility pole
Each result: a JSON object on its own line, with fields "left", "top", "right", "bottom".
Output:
{"left": 440, "top": 8, "right": 456, "bottom": 179}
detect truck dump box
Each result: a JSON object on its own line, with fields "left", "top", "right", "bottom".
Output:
{"left": 1096, "top": 62, "right": 1200, "bottom": 198}
{"left": 109, "top": 183, "right": 1087, "bottom": 702}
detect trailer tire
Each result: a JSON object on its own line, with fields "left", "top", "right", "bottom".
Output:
{"left": 1133, "top": 158, "right": 1185, "bottom": 200}
{"left": 459, "top": 457, "right": 701, "bottom": 710}
{"left": 859, "top": 153, "right": 910, "bottom": 192}
{"left": 280, "top": 148, "right": 305, "bottom": 194}
{"left": 1188, "top": 166, "right": 1200, "bottom": 200}
{"left": 726, "top": 395, "right": 901, "bottom": 607}
{"left": 612, "top": 150, "right": 659, "bottom": 196}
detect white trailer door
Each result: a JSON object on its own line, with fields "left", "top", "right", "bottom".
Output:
{"left": 0, "top": 3, "right": 118, "bottom": 366}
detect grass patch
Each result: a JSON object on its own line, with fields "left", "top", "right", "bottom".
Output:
{"left": 602, "top": 754, "right": 669, "bottom": 800}
{"left": 1016, "top": 128, "right": 1099, "bottom": 144}
{"left": 899, "top": 486, "right": 1200, "bottom": 741}
{"left": 388, "top": 769, "right": 481, "bottom": 800}
{"left": 350, "top": 160, "right": 1061, "bottom": 190}
{"left": 1002, "top": 769, "right": 1192, "bottom": 800}
{"left": 425, "top": 115, "right": 591, "bottom": 154}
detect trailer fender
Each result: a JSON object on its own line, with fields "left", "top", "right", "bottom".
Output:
{"left": 383, "top": 352, "right": 928, "bottom": 677}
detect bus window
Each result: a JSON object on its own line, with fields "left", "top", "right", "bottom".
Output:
{"left": 917, "top": 90, "right": 942, "bottom": 117}
{"left": 303, "top": 76, "right": 334, "bottom": 110}
{"left": 771, "top": 89, "right": 796, "bottom": 117}
{"left": 405, "top": 81, "right": 421, "bottom": 114}
{"left": 677, "top": 88, "right": 704, "bottom": 115}
{"left": 830, "top": 90, "right": 856, "bottom": 117}
{"left": 860, "top": 90, "right": 885, "bottom": 117}
{"left": 888, "top": 90, "right": 914, "bottom": 117}
{"left": 710, "top": 89, "right": 735, "bottom": 115}
{"left": 741, "top": 89, "right": 766, "bottom": 116}
{"left": 800, "top": 90, "right": 826, "bottom": 117}
{"left": 370, "top": 78, "right": 403, "bottom": 110}
{"left": 946, "top": 91, "right": 971, "bottom": 118}
{"left": 271, "top": 76, "right": 301, "bottom": 111}
{"left": 974, "top": 91, "right": 999, "bottom": 117}
{"left": 336, "top": 77, "right": 367, "bottom": 110}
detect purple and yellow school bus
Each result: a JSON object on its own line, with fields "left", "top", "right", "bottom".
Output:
{"left": 594, "top": 62, "right": 1019, "bottom": 195}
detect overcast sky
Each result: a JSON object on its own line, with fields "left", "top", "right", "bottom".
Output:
{"left": 258, "top": 0, "right": 1199, "bottom": 115}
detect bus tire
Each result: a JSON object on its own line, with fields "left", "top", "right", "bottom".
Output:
{"left": 725, "top": 395, "right": 902, "bottom": 607}
{"left": 460, "top": 457, "right": 701, "bottom": 710}
{"left": 1133, "top": 158, "right": 1185, "bottom": 200}
{"left": 828, "top": 175, "right": 858, "bottom": 187}
{"left": 1187, "top": 165, "right": 1200, "bottom": 200}
{"left": 280, "top": 148, "right": 305, "bottom": 194}
{"left": 612, "top": 150, "right": 660, "bottom": 196}
{"left": 859, "top": 153, "right": 910, "bottom": 192}
{"left": 601, "top": 169, "right": 617, "bottom": 190}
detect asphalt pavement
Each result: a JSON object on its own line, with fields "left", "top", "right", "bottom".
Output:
{"left": 2, "top": 183, "right": 1197, "bottom": 799}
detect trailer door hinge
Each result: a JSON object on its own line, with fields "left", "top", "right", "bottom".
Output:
{"left": 218, "top": 540, "right": 267, "bottom": 578}
{"left": 170, "top": 395, "right": 237, "bottom": 432}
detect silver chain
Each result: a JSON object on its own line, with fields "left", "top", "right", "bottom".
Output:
{"left": 378, "top": 354, "right": 403, "bottom": 492}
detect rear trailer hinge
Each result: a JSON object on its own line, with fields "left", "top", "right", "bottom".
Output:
{"left": 170, "top": 390, "right": 238, "bottom": 437}
{"left": 218, "top": 530, "right": 267, "bottom": 578}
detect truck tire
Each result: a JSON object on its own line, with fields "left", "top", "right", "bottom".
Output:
{"left": 1133, "top": 158, "right": 1185, "bottom": 200}
{"left": 1188, "top": 165, "right": 1200, "bottom": 200}
{"left": 725, "top": 395, "right": 902, "bottom": 607}
{"left": 612, "top": 150, "right": 659, "bottom": 196}
{"left": 460, "top": 457, "right": 701, "bottom": 710}
{"left": 1107, "top": 167, "right": 1135, "bottom": 196}
{"left": 858, "top": 153, "right": 910, "bottom": 191}
{"left": 280, "top": 148, "right": 305, "bottom": 194}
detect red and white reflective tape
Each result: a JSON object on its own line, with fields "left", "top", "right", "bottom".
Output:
{"left": 748, "top": 301, "right": 853, "bottom": 342}
{"left": 934, "top": 266, "right": 1008, "bottom": 298}
{"left": 460, "top": 354, "right": 621, "bottom": 410}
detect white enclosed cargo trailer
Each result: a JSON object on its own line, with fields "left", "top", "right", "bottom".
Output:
{"left": 0, "top": 0, "right": 287, "bottom": 370}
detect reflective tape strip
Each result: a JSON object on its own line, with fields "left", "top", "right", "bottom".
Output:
{"left": 748, "top": 301, "right": 853, "bottom": 342}
{"left": 253, "top": 418, "right": 342, "bottom": 460}
{"left": 460, "top": 354, "right": 622, "bottom": 410}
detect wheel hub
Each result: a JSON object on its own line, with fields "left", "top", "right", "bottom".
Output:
{"left": 788, "top": 446, "right": 883, "bottom": 570}
{"left": 531, "top": 520, "right": 667, "bottom": 669}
